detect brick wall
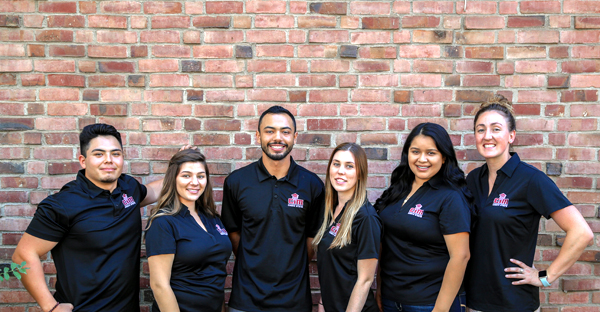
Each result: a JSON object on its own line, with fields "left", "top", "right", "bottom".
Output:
{"left": 1, "top": 0, "right": 599, "bottom": 310}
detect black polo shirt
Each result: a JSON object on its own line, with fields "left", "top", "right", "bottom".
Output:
{"left": 221, "top": 157, "right": 325, "bottom": 312}
{"left": 465, "top": 153, "right": 571, "bottom": 312}
{"left": 145, "top": 205, "right": 232, "bottom": 312}
{"left": 26, "top": 169, "right": 147, "bottom": 312}
{"left": 378, "top": 175, "right": 471, "bottom": 305}
{"left": 317, "top": 201, "right": 381, "bottom": 312}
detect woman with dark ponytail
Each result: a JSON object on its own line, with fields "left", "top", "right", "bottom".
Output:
{"left": 375, "top": 122, "right": 472, "bottom": 312}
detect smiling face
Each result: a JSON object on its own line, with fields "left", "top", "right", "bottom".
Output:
{"left": 329, "top": 150, "right": 358, "bottom": 198}
{"left": 407, "top": 134, "right": 445, "bottom": 186}
{"left": 176, "top": 161, "right": 207, "bottom": 209}
{"left": 78, "top": 135, "right": 124, "bottom": 191}
{"left": 474, "top": 110, "right": 515, "bottom": 163}
{"left": 256, "top": 113, "right": 297, "bottom": 161}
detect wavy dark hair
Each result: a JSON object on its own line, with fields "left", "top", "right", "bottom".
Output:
{"left": 374, "top": 123, "right": 472, "bottom": 211}
{"left": 146, "top": 149, "right": 217, "bottom": 229}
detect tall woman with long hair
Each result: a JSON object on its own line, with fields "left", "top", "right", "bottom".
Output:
{"left": 313, "top": 143, "right": 382, "bottom": 312}
{"left": 465, "top": 95, "right": 593, "bottom": 312}
{"left": 375, "top": 122, "right": 472, "bottom": 312}
{"left": 145, "top": 149, "right": 232, "bottom": 312}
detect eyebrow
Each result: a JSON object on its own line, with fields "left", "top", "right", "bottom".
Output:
{"left": 180, "top": 170, "right": 206, "bottom": 174}
{"left": 332, "top": 158, "right": 355, "bottom": 163}
{"left": 263, "top": 126, "right": 293, "bottom": 131}
{"left": 91, "top": 148, "right": 122, "bottom": 153}
{"left": 476, "top": 122, "right": 504, "bottom": 127}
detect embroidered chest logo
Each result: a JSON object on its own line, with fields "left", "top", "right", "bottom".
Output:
{"left": 215, "top": 224, "right": 228, "bottom": 235}
{"left": 329, "top": 223, "right": 341, "bottom": 236}
{"left": 493, "top": 193, "right": 509, "bottom": 207}
{"left": 121, "top": 194, "right": 136, "bottom": 208}
{"left": 408, "top": 204, "right": 424, "bottom": 218}
{"left": 288, "top": 193, "right": 304, "bottom": 208}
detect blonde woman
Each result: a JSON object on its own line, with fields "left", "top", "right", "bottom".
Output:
{"left": 313, "top": 143, "right": 382, "bottom": 312}
{"left": 145, "top": 149, "right": 232, "bottom": 312}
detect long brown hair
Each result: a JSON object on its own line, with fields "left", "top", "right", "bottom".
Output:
{"left": 146, "top": 149, "right": 217, "bottom": 229}
{"left": 313, "top": 143, "right": 368, "bottom": 250}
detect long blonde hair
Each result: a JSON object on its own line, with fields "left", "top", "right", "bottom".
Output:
{"left": 313, "top": 143, "right": 368, "bottom": 250}
{"left": 146, "top": 149, "right": 217, "bottom": 229}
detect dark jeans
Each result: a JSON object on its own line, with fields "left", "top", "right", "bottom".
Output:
{"left": 382, "top": 293, "right": 466, "bottom": 312}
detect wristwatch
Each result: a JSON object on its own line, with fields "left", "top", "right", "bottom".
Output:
{"left": 539, "top": 270, "right": 551, "bottom": 287}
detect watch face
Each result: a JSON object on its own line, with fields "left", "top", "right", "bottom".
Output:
{"left": 539, "top": 270, "right": 547, "bottom": 277}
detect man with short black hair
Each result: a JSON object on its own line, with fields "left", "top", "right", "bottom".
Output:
{"left": 13, "top": 123, "right": 165, "bottom": 312}
{"left": 221, "top": 106, "right": 325, "bottom": 312}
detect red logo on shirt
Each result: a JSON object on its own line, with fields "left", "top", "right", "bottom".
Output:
{"left": 493, "top": 193, "right": 509, "bottom": 207}
{"left": 329, "top": 223, "right": 341, "bottom": 236}
{"left": 215, "top": 224, "right": 228, "bottom": 235}
{"left": 408, "top": 204, "right": 424, "bottom": 218}
{"left": 121, "top": 194, "right": 136, "bottom": 208}
{"left": 288, "top": 193, "right": 304, "bottom": 208}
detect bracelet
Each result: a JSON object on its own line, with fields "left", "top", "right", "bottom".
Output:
{"left": 318, "top": 302, "right": 323, "bottom": 305}
{"left": 48, "top": 302, "right": 60, "bottom": 312}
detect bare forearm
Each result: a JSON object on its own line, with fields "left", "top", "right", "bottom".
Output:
{"left": 346, "top": 278, "right": 375, "bottom": 312}
{"left": 151, "top": 284, "right": 180, "bottom": 312}
{"left": 546, "top": 227, "right": 593, "bottom": 283}
{"left": 433, "top": 256, "right": 469, "bottom": 312}
{"left": 13, "top": 252, "right": 57, "bottom": 311}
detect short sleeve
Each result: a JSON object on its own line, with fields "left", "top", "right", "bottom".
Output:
{"left": 527, "top": 171, "right": 572, "bottom": 219}
{"left": 354, "top": 207, "right": 382, "bottom": 260}
{"left": 439, "top": 191, "right": 471, "bottom": 235}
{"left": 138, "top": 182, "right": 148, "bottom": 204}
{"left": 220, "top": 176, "right": 242, "bottom": 233}
{"left": 25, "top": 196, "right": 69, "bottom": 242}
{"left": 305, "top": 183, "right": 325, "bottom": 238}
{"left": 145, "top": 216, "right": 177, "bottom": 257}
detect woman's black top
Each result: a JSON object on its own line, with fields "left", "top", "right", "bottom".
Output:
{"left": 378, "top": 175, "right": 471, "bottom": 305}
{"left": 145, "top": 205, "right": 232, "bottom": 312}
{"left": 465, "top": 153, "right": 571, "bottom": 312}
{"left": 317, "top": 201, "right": 382, "bottom": 312}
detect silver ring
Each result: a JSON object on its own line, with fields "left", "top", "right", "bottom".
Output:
{"left": 520, "top": 269, "right": 524, "bottom": 273}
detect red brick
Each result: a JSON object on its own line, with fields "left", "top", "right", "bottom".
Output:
{"left": 204, "top": 119, "right": 241, "bottom": 131}
{"left": 139, "top": 59, "right": 178, "bottom": 72}
{"left": 100, "top": 1, "right": 142, "bottom": 13}
{"left": 353, "top": 61, "right": 390, "bottom": 72}
{"left": 350, "top": 31, "right": 391, "bottom": 44}
{"left": 507, "top": 46, "right": 546, "bottom": 59}
{"left": 192, "top": 16, "right": 230, "bottom": 28}
{"left": 257, "top": 45, "right": 295, "bottom": 58}
{"left": 39, "top": 2, "right": 77, "bottom": 13}
{"left": 205, "top": 90, "right": 244, "bottom": 102}
{"left": 310, "top": 2, "right": 347, "bottom": 15}
{"left": 140, "top": 30, "right": 180, "bottom": 43}
{"left": 247, "top": 89, "right": 286, "bottom": 101}
{"left": 517, "top": 90, "right": 557, "bottom": 103}
{"left": 562, "top": 90, "right": 598, "bottom": 102}
{"left": 35, "top": 30, "right": 73, "bottom": 42}
{"left": 47, "top": 74, "right": 85, "bottom": 87}
{"left": 38, "top": 88, "right": 79, "bottom": 101}
{"left": 98, "top": 61, "right": 134, "bottom": 73}
{"left": 309, "top": 90, "right": 348, "bottom": 102}
{"left": 151, "top": 16, "right": 190, "bottom": 29}
{"left": 399, "top": 45, "right": 440, "bottom": 58}
{"left": 412, "top": 30, "right": 452, "bottom": 43}
{"left": 561, "top": 30, "right": 600, "bottom": 43}
{"left": 0, "top": 59, "right": 31, "bottom": 72}
{"left": 521, "top": 1, "right": 561, "bottom": 13}
{"left": 192, "top": 46, "right": 232, "bottom": 59}
{"left": 350, "top": 2, "right": 390, "bottom": 14}
{"left": 518, "top": 30, "right": 559, "bottom": 43}
{"left": 192, "top": 75, "right": 233, "bottom": 88}
{"left": 49, "top": 45, "right": 85, "bottom": 57}
{"left": 297, "top": 75, "right": 335, "bottom": 87}
{"left": 89, "top": 104, "right": 127, "bottom": 116}
{"left": 246, "top": 1, "right": 286, "bottom": 13}
{"left": 204, "top": 60, "right": 244, "bottom": 73}
{"left": 400, "top": 74, "right": 442, "bottom": 87}
{"left": 20, "top": 74, "right": 44, "bottom": 86}
{"left": 456, "top": 31, "right": 495, "bottom": 44}
{"left": 414, "top": 60, "right": 453, "bottom": 73}
{"left": 88, "top": 45, "right": 127, "bottom": 58}
{"left": 0, "top": 30, "right": 35, "bottom": 42}
{"left": 358, "top": 74, "right": 398, "bottom": 87}
{"left": 456, "top": 61, "right": 493, "bottom": 73}
{"left": 508, "top": 16, "right": 545, "bottom": 28}
{"left": 23, "top": 15, "right": 44, "bottom": 27}
{"left": 515, "top": 61, "right": 557, "bottom": 73}
{"left": 79, "top": 1, "right": 97, "bottom": 14}
{"left": 256, "top": 74, "right": 295, "bottom": 87}
{"left": 100, "top": 89, "right": 142, "bottom": 102}
{"left": 465, "top": 47, "right": 504, "bottom": 59}
{"left": 47, "top": 15, "right": 85, "bottom": 28}
{"left": 308, "top": 30, "right": 348, "bottom": 43}
{"left": 297, "top": 16, "right": 336, "bottom": 28}
{"left": 0, "top": 1, "right": 35, "bottom": 13}
{"left": 402, "top": 16, "right": 440, "bottom": 28}
{"left": 144, "top": 90, "right": 182, "bottom": 102}
{"left": 144, "top": 1, "right": 182, "bottom": 13}
{"left": 575, "top": 17, "right": 600, "bottom": 29}
{"left": 204, "top": 31, "right": 244, "bottom": 44}
{"left": 465, "top": 16, "right": 505, "bottom": 29}
{"left": 572, "top": 46, "right": 600, "bottom": 59}
{"left": 0, "top": 73, "right": 16, "bottom": 86}
{"left": 562, "top": 60, "right": 600, "bottom": 73}
{"left": 505, "top": 75, "right": 545, "bottom": 88}
{"left": 463, "top": 75, "right": 500, "bottom": 87}
{"left": 413, "top": 1, "right": 453, "bottom": 13}
{"left": 570, "top": 75, "right": 600, "bottom": 88}
{"left": 350, "top": 89, "right": 389, "bottom": 102}
{"left": 311, "top": 60, "right": 349, "bottom": 72}
{"left": 358, "top": 47, "right": 397, "bottom": 59}
{"left": 149, "top": 74, "right": 189, "bottom": 87}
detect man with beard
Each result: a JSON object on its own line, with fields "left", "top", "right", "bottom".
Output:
{"left": 221, "top": 106, "right": 325, "bottom": 312}
{"left": 12, "top": 123, "right": 165, "bottom": 312}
